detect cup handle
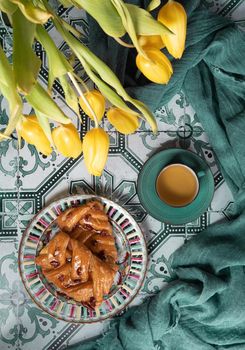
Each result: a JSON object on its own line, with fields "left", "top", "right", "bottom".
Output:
{"left": 197, "top": 170, "right": 205, "bottom": 178}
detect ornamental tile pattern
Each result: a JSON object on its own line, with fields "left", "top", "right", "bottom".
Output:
{"left": 0, "top": 1, "right": 244, "bottom": 348}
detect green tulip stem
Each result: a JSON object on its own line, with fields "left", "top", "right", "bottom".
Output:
{"left": 68, "top": 72, "right": 99, "bottom": 128}
{"left": 114, "top": 37, "right": 135, "bottom": 48}
{"left": 0, "top": 133, "right": 11, "bottom": 140}
{"left": 74, "top": 73, "right": 90, "bottom": 93}
{"left": 111, "top": 0, "right": 148, "bottom": 59}
{"left": 60, "top": 18, "right": 83, "bottom": 38}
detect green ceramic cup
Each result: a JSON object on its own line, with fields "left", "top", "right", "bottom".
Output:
{"left": 137, "top": 148, "right": 215, "bottom": 224}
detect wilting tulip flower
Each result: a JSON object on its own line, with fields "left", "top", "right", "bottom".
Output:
{"left": 138, "top": 35, "right": 164, "bottom": 50}
{"left": 107, "top": 108, "right": 139, "bottom": 135}
{"left": 158, "top": 0, "right": 187, "bottom": 59}
{"left": 19, "top": 115, "right": 52, "bottom": 156}
{"left": 136, "top": 48, "right": 173, "bottom": 84}
{"left": 79, "top": 90, "right": 105, "bottom": 122}
{"left": 52, "top": 123, "right": 83, "bottom": 158}
{"left": 83, "top": 128, "right": 109, "bottom": 176}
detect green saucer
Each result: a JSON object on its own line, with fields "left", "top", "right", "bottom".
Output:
{"left": 137, "top": 148, "right": 215, "bottom": 224}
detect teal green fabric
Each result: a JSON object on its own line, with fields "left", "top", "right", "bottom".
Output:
{"left": 68, "top": 1, "right": 245, "bottom": 349}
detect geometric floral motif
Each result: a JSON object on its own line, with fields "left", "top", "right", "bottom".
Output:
{"left": 70, "top": 169, "right": 147, "bottom": 222}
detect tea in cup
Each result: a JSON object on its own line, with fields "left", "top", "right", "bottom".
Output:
{"left": 156, "top": 163, "right": 203, "bottom": 207}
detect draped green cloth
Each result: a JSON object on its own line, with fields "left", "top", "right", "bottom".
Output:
{"left": 69, "top": 1, "right": 245, "bottom": 349}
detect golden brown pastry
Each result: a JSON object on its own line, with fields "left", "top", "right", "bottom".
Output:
{"left": 90, "top": 255, "right": 116, "bottom": 306}
{"left": 87, "top": 201, "right": 104, "bottom": 211}
{"left": 65, "top": 249, "right": 72, "bottom": 262}
{"left": 35, "top": 254, "right": 52, "bottom": 270}
{"left": 79, "top": 208, "right": 113, "bottom": 235}
{"left": 56, "top": 201, "right": 105, "bottom": 233}
{"left": 56, "top": 206, "right": 91, "bottom": 232}
{"left": 70, "top": 239, "right": 92, "bottom": 282}
{"left": 86, "top": 234, "right": 117, "bottom": 259}
{"left": 64, "top": 281, "right": 94, "bottom": 304}
{"left": 36, "top": 201, "right": 118, "bottom": 307}
{"left": 70, "top": 226, "right": 94, "bottom": 243}
{"left": 85, "top": 234, "right": 118, "bottom": 271}
{"left": 43, "top": 263, "right": 81, "bottom": 289}
{"left": 35, "top": 231, "right": 70, "bottom": 270}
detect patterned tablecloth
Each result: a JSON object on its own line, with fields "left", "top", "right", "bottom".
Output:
{"left": 0, "top": 1, "right": 244, "bottom": 349}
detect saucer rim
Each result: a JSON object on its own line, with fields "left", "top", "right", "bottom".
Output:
{"left": 137, "top": 148, "right": 215, "bottom": 224}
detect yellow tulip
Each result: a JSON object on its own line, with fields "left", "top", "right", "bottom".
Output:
{"left": 79, "top": 90, "right": 105, "bottom": 122}
{"left": 19, "top": 115, "right": 52, "bottom": 156}
{"left": 83, "top": 128, "right": 109, "bottom": 176}
{"left": 157, "top": 0, "right": 187, "bottom": 59}
{"left": 136, "top": 49, "right": 173, "bottom": 84}
{"left": 52, "top": 123, "right": 83, "bottom": 158}
{"left": 107, "top": 108, "right": 139, "bottom": 135}
{"left": 138, "top": 35, "right": 164, "bottom": 50}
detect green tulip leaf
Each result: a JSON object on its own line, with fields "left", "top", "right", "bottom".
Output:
{"left": 0, "top": 133, "right": 12, "bottom": 141}
{"left": 36, "top": 110, "right": 54, "bottom": 146}
{"left": 0, "top": 45, "right": 22, "bottom": 136}
{"left": 72, "top": 0, "right": 125, "bottom": 38}
{"left": 9, "top": 0, "right": 52, "bottom": 23}
{"left": 57, "top": 0, "right": 74, "bottom": 8}
{"left": 111, "top": 0, "right": 145, "bottom": 57}
{"left": 26, "top": 82, "right": 71, "bottom": 124}
{"left": 60, "top": 18, "right": 84, "bottom": 38}
{"left": 0, "top": 0, "right": 17, "bottom": 14}
{"left": 53, "top": 18, "right": 157, "bottom": 132}
{"left": 59, "top": 75, "right": 80, "bottom": 118}
{"left": 82, "top": 59, "right": 137, "bottom": 115}
{"left": 53, "top": 18, "right": 126, "bottom": 96}
{"left": 57, "top": 22, "right": 133, "bottom": 101}
{"left": 35, "top": 25, "right": 72, "bottom": 90}
{"left": 127, "top": 98, "right": 157, "bottom": 133}
{"left": 12, "top": 9, "right": 41, "bottom": 94}
{"left": 126, "top": 4, "right": 172, "bottom": 36}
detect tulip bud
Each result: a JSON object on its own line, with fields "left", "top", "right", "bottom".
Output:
{"left": 19, "top": 115, "right": 52, "bottom": 156}
{"left": 52, "top": 123, "right": 83, "bottom": 158}
{"left": 158, "top": 0, "right": 187, "bottom": 59}
{"left": 138, "top": 35, "right": 164, "bottom": 50}
{"left": 79, "top": 90, "right": 105, "bottom": 122}
{"left": 107, "top": 108, "right": 139, "bottom": 135}
{"left": 83, "top": 128, "right": 109, "bottom": 176}
{"left": 136, "top": 49, "right": 173, "bottom": 84}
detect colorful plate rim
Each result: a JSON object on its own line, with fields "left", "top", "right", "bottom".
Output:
{"left": 137, "top": 148, "right": 215, "bottom": 224}
{"left": 18, "top": 195, "right": 148, "bottom": 323}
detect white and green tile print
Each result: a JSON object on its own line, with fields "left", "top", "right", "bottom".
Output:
{"left": 0, "top": 1, "right": 244, "bottom": 349}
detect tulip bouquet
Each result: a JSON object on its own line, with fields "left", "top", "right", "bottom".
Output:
{"left": 0, "top": 0, "right": 187, "bottom": 176}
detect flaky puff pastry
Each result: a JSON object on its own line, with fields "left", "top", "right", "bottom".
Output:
{"left": 35, "top": 231, "right": 70, "bottom": 270}
{"left": 57, "top": 201, "right": 105, "bottom": 232}
{"left": 90, "top": 255, "right": 116, "bottom": 306}
{"left": 69, "top": 239, "right": 92, "bottom": 282}
{"left": 86, "top": 234, "right": 118, "bottom": 272}
{"left": 36, "top": 201, "right": 118, "bottom": 307}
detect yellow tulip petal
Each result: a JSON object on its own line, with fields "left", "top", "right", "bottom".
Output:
{"left": 138, "top": 35, "right": 164, "bottom": 50}
{"left": 79, "top": 90, "right": 105, "bottom": 122}
{"left": 52, "top": 123, "right": 83, "bottom": 159}
{"left": 107, "top": 108, "right": 139, "bottom": 135}
{"left": 157, "top": 0, "right": 187, "bottom": 59}
{"left": 83, "top": 128, "right": 109, "bottom": 176}
{"left": 136, "top": 49, "right": 173, "bottom": 84}
{"left": 20, "top": 115, "right": 52, "bottom": 156}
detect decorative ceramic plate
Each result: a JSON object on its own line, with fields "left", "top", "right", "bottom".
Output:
{"left": 19, "top": 195, "right": 147, "bottom": 323}
{"left": 138, "top": 148, "right": 215, "bottom": 224}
